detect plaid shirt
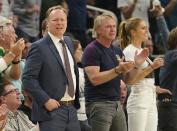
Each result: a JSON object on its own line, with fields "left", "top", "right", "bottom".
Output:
{"left": 5, "top": 110, "right": 37, "bottom": 131}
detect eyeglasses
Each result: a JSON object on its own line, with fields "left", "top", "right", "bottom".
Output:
{"left": 2, "top": 88, "right": 19, "bottom": 96}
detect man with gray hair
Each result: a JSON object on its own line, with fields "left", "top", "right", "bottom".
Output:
{"left": 0, "top": 17, "right": 25, "bottom": 75}
{"left": 81, "top": 13, "right": 133, "bottom": 131}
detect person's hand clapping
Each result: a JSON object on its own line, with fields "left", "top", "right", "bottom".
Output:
{"left": 134, "top": 48, "right": 149, "bottom": 67}
{"left": 116, "top": 57, "right": 135, "bottom": 74}
{"left": 10, "top": 38, "right": 25, "bottom": 57}
{"left": 151, "top": 57, "right": 164, "bottom": 70}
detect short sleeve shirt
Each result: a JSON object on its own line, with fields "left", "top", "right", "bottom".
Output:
{"left": 82, "top": 40, "right": 124, "bottom": 102}
{"left": 117, "top": 0, "right": 160, "bottom": 26}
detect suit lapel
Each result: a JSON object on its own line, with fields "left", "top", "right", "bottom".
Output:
{"left": 46, "top": 35, "right": 77, "bottom": 77}
{"left": 46, "top": 35, "right": 65, "bottom": 71}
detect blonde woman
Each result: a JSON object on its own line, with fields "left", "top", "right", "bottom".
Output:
{"left": 119, "top": 17, "right": 169, "bottom": 131}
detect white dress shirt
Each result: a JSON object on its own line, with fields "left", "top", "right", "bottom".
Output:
{"left": 48, "top": 32, "right": 76, "bottom": 101}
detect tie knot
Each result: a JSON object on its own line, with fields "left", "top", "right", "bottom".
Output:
{"left": 59, "top": 40, "right": 65, "bottom": 46}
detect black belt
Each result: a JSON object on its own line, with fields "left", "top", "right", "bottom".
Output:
{"left": 59, "top": 100, "right": 74, "bottom": 106}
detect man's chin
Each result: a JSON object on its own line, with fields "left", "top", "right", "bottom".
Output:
{"left": 17, "top": 101, "right": 22, "bottom": 108}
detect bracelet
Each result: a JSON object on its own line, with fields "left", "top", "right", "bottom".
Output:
{"left": 115, "top": 67, "right": 121, "bottom": 75}
{"left": 12, "top": 60, "right": 21, "bottom": 64}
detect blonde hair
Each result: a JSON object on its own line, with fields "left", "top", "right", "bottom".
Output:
{"left": 92, "top": 13, "right": 117, "bottom": 38}
{"left": 118, "top": 17, "right": 143, "bottom": 49}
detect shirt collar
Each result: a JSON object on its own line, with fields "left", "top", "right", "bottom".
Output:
{"left": 48, "top": 32, "right": 64, "bottom": 45}
{"left": 8, "top": 110, "right": 19, "bottom": 118}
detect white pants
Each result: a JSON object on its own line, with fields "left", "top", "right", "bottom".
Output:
{"left": 127, "top": 79, "right": 157, "bottom": 131}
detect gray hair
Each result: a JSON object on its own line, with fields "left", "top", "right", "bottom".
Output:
{"left": 92, "top": 13, "right": 117, "bottom": 38}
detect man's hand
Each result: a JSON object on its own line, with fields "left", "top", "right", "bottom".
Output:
{"left": 156, "top": 86, "right": 172, "bottom": 95}
{"left": 116, "top": 61, "right": 135, "bottom": 74}
{"left": 44, "top": 99, "right": 60, "bottom": 112}
{"left": 0, "top": 104, "right": 8, "bottom": 121}
{"left": 134, "top": 48, "right": 149, "bottom": 66}
{"left": 157, "top": 86, "right": 172, "bottom": 102}
{"left": 10, "top": 38, "right": 25, "bottom": 57}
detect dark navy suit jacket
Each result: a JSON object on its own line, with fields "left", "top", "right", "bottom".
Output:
{"left": 22, "top": 34, "right": 80, "bottom": 122}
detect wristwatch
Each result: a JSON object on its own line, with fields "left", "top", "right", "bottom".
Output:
{"left": 12, "top": 60, "right": 21, "bottom": 64}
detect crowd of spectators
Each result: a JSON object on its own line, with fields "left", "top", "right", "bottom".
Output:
{"left": 0, "top": 0, "right": 177, "bottom": 131}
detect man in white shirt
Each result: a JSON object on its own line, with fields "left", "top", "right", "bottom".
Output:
{"left": 117, "top": 0, "right": 161, "bottom": 26}
{"left": 22, "top": 5, "right": 80, "bottom": 131}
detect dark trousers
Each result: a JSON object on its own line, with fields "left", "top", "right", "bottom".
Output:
{"left": 79, "top": 120, "right": 91, "bottom": 131}
{"left": 158, "top": 101, "right": 177, "bottom": 131}
{"left": 39, "top": 105, "right": 81, "bottom": 131}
